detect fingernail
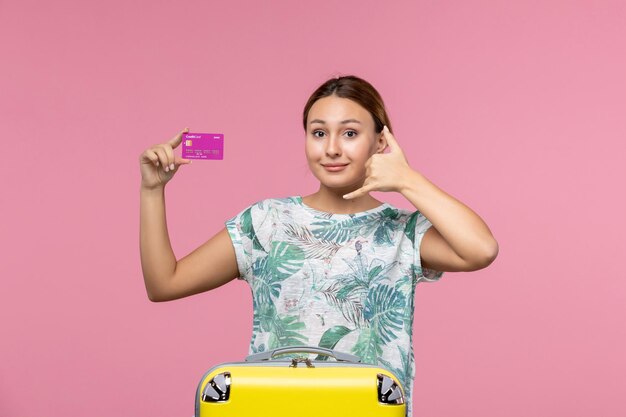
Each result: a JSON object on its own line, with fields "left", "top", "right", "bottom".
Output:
{"left": 170, "top": 163, "right": 175, "bottom": 170}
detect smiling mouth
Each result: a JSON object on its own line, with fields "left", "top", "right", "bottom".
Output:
{"left": 322, "top": 163, "right": 349, "bottom": 172}
{"left": 321, "top": 163, "right": 349, "bottom": 167}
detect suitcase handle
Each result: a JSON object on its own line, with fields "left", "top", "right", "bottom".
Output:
{"left": 244, "top": 346, "right": 362, "bottom": 363}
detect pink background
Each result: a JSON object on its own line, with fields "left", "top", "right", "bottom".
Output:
{"left": 1, "top": 0, "right": 625, "bottom": 416}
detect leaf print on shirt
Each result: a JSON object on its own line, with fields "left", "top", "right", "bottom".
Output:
{"left": 318, "top": 325, "right": 353, "bottom": 350}
{"left": 240, "top": 206, "right": 266, "bottom": 252}
{"left": 403, "top": 210, "right": 432, "bottom": 247}
{"left": 251, "top": 242, "right": 305, "bottom": 306}
{"left": 364, "top": 283, "right": 406, "bottom": 344}
{"left": 250, "top": 296, "right": 262, "bottom": 350}
{"left": 247, "top": 240, "right": 307, "bottom": 356}
{"left": 336, "top": 245, "right": 398, "bottom": 300}
{"left": 267, "top": 314, "right": 309, "bottom": 350}
{"left": 351, "top": 284, "right": 405, "bottom": 365}
{"left": 250, "top": 297, "right": 309, "bottom": 354}
{"left": 394, "top": 275, "right": 414, "bottom": 336}
{"left": 315, "top": 325, "right": 354, "bottom": 361}
{"left": 403, "top": 211, "right": 418, "bottom": 244}
{"left": 283, "top": 223, "right": 342, "bottom": 260}
{"left": 373, "top": 208, "right": 402, "bottom": 245}
{"left": 351, "top": 327, "right": 381, "bottom": 365}
{"left": 319, "top": 242, "right": 397, "bottom": 329}
{"left": 378, "top": 345, "right": 411, "bottom": 400}
{"left": 268, "top": 242, "right": 305, "bottom": 280}
{"left": 320, "top": 280, "right": 365, "bottom": 328}
{"left": 311, "top": 208, "right": 402, "bottom": 247}
{"left": 310, "top": 215, "right": 376, "bottom": 244}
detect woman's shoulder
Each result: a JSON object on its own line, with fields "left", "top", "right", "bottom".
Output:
{"left": 237, "top": 196, "right": 300, "bottom": 216}
{"left": 380, "top": 202, "right": 417, "bottom": 220}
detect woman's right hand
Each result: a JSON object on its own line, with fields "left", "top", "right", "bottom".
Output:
{"left": 139, "top": 127, "right": 193, "bottom": 190}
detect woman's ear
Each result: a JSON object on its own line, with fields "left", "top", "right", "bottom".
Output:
{"left": 377, "top": 131, "right": 388, "bottom": 153}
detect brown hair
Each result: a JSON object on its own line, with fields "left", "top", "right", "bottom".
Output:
{"left": 302, "top": 75, "right": 393, "bottom": 134}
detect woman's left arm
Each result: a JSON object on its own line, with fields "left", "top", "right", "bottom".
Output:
{"left": 399, "top": 169, "right": 499, "bottom": 272}
{"left": 343, "top": 125, "right": 498, "bottom": 272}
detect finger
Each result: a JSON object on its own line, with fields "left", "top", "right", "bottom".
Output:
{"left": 364, "top": 165, "right": 371, "bottom": 177}
{"left": 382, "top": 125, "right": 399, "bottom": 151}
{"left": 343, "top": 183, "right": 374, "bottom": 200}
{"left": 154, "top": 144, "right": 174, "bottom": 171}
{"left": 174, "top": 156, "right": 193, "bottom": 166}
{"left": 152, "top": 147, "right": 171, "bottom": 172}
{"left": 167, "top": 127, "right": 189, "bottom": 149}
{"left": 160, "top": 144, "right": 176, "bottom": 171}
{"left": 365, "top": 154, "right": 375, "bottom": 168}
{"left": 142, "top": 149, "right": 160, "bottom": 167}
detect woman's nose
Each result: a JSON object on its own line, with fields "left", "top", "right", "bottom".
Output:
{"left": 325, "top": 135, "right": 341, "bottom": 156}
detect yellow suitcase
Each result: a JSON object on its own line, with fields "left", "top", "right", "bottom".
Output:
{"left": 194, "top": 346, "right": 406, "bottom": 417}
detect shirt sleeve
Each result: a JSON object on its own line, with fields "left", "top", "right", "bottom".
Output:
{"left": 408, "top": 211, "right": 445, "bottom": 283}
{"left": 225, "top": 207, "right": 251, "bottom": 282}
{"left": 224, "top": 200, "right": 272, "bottom": 283}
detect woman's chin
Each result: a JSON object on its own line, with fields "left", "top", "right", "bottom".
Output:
{"left": 315, "top": 177, "right": 362, "bottom": 192}
{"left": 310, "top": 168, "right": 364, "bottom": 190}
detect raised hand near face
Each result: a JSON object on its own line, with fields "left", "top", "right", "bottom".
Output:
{"left": 343, "top": 125, "right": 414, "bottom": 200}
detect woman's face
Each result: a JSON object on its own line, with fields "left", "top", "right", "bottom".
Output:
{"left": 305, "top": 95, "right": 386, "bottom": 192}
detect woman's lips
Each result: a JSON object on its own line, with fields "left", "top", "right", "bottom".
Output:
{"left": 322, "top": 163, "right": 349, "bottom": 172}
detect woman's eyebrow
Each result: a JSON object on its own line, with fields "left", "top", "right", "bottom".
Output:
{"left": 309, "top": 119, "right": 362, "bottom": 125}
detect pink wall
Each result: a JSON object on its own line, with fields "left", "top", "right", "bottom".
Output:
{"left": 1, "top": 0, "right": 625, "bottom": 416}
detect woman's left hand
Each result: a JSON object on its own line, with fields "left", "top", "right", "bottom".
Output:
{"left": 343, "top": 125, "right": 414, "bottom": 199}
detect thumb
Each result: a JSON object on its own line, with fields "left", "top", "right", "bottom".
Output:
{"left": 174, "top": 156, "right": 193, "bottom": 167}
{"left": 168, "top": 127, "right": 190, "bottom": 148}
{"left": 382, "top": 125, "right": 399, "bottom": 151}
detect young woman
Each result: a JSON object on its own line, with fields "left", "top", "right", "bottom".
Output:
{"left": 139, "top": 75, "right": 498, "bottom": 416}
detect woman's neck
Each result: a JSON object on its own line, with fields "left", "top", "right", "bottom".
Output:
{"left": 301, "top": 186, "right": 383, "bottom": 215}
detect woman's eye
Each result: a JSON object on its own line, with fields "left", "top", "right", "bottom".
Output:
{"left": 312, "top": 130, "right": 357, "bottom": 138}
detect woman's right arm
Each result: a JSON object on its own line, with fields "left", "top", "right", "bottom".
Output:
{"left": 139, "top": 128, "right": 240, "bottom": 302}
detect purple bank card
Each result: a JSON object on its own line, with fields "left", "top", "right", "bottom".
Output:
{"left": 181, "top": 133, "right": 224, "bottom": 160}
